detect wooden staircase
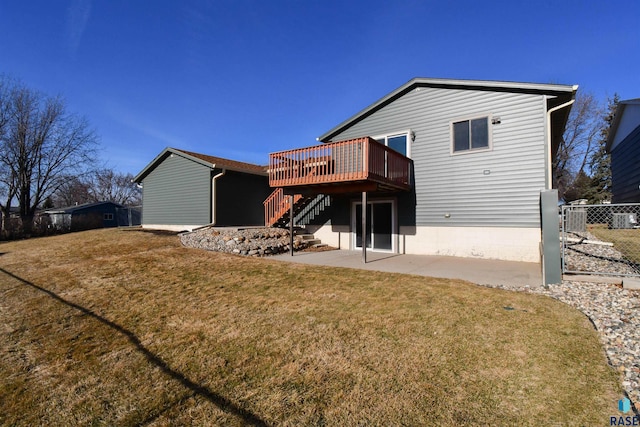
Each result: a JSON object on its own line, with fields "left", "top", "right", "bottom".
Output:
{"left": 264, "top": 188, "right": 312, "bottom": 228}
{"left": 264, "top": 189, "right": 328, "bottom": 249}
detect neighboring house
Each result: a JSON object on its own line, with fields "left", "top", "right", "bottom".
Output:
{"left": 133, "top": 148, "right": 271, "bottom": 231}
{"left": 606, "top": 98, "right": 640, "bottom": 203}
{"left": 0, "top": 206, "right": 20, "bottom": 220}
{"left": 266, "top": 78, "right": 577, "bottom": 262}
{"left": 45, "top": 201, "right": 123, "bottom": 231}
{"left": 0, "top": 206, "right": 21, "bottom": 228}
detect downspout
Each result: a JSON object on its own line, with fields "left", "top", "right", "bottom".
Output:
{"left": 542, "top": 96, "right": 575, "bottom": 288}
{"left": 211, "top": 169, "right": 226, "bottom": 225}
{"left": 545, "top": 97, "right": 575, "bottom": 190}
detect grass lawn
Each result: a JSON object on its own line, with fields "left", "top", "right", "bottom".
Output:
{"left": 589, "top": 224, "right": 640, "bottom": 265}
{"left": 0, "top": 229, "right": 621, "bottom": 426}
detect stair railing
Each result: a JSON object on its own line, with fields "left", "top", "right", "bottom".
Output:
{"left": 264, "top": 188, "right": 303, "bottom": 227}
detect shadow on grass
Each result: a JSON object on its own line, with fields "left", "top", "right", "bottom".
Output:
{"left": 0, "top": 267, "right": 269, "bottom": 427}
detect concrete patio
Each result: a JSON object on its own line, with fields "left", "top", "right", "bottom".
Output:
{"left": 271, "top": 249, "right": 542, "bottom": 288}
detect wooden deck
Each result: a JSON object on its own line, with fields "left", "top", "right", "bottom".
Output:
{"left": 268, "top": 137, "right": 412, "bottom": 193}
{"left": 265, "top": 137, "right": 413, "bottom": 227}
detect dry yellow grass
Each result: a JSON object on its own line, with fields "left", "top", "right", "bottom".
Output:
{"left": 0, "top": 229, "right": 621, "bottom": 426}
{"left": 589, "top": 224, "right": 640, "bottom": 264}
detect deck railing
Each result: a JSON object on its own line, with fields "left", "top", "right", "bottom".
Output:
{"left": 268, "top": 137, "right": 411, "bottom": 190}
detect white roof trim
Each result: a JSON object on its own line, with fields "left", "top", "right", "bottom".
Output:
{"left": 606, "top": 98, "right": 640, "bottom": 152}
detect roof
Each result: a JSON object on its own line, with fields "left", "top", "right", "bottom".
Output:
{"left": 45, "top": 201, "right": 123, "bottom": 214}
{"left": 318, "top": 77, "right": 578, "bottom": 142}
{"left": 606, "top": 98, "right": 640, "bottom": 152}
{"left": 133, "top": 147, "right": 268, "bottom": 183}
{"left": 175, "top": 149, "right": 268, "bottom": 174}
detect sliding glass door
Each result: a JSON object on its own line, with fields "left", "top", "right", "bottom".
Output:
{"left": 353, "top": 200, "right": 394, "bottom": 252}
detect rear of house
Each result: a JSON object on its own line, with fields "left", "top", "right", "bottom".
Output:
{"left": 267, "top": 78, "right": 576, "bottom": 262}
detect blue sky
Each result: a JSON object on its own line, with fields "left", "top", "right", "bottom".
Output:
{"left": 1, "top": 0, "right": 639, "bottom": 174}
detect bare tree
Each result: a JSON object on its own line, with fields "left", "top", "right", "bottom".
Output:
{"left": 553, "top": 92, "right": 604, "bottom": 201}
{"left": 52, "top": 175, "right": 93, "bottom": 207}
{"left": 52, "top": 169, "right": 141, "bottom": 208}
{"left": 89, "top": 169, "right": 141, "bottom": 206}
{"left": 584, "top": 94, "right": 618, "bottom": 203}
{"left": 0, "top": 77, "right": 98, "bottom": 233}
{"left": 0, "top": 162, "right": 17, "bottom": 234}
{"left": 0, "top": 78, "right": 17, "bottom": 233}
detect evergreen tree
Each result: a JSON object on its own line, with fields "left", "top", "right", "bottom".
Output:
{"left": 563, "top": 170, "right": 591, "bottom": 203}
{"left": 586, "top": 94, "right": 619, "bottom": 203}
{"left": 42, "top": 196, "right": 54, "bottom": 210}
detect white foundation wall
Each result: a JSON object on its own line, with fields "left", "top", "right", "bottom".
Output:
{"left": 400, "top": 226, "right": 541, "bottom": 262}
{"left": 310, "top": 224, "right": 541, "bottom": 262}
{"left": 309, "top": 224, "right": 343, "bottom": 248}
{"left": 142, "top": 224, "right": 201, "bottom": 232}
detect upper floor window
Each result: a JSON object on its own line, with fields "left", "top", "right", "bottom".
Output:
{"left": 451, "top": 116, "right": 491, "bottom": 154}
{"left": 374, "top": 131, "right": 411, "bottom": 158}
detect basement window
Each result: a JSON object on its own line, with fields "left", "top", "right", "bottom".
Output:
{"left": 451, "top": 116, "right": 491, "bottom": 154}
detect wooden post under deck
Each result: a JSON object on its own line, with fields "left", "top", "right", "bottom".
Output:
{"left": 362, "top": 191, "right": 367, "bottom": 263}
{"left": 289, "top": 194, "right": 294, "bottom": 256}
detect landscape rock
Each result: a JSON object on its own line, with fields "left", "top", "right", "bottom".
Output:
{"left": 483, "top": 245, "right": 640, "bottom": 410}
{"left": 180, "top": 226, "right": 310, "bottom": 257}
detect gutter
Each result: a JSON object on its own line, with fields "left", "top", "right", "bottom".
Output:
{"left": 211, "top": 169, "right": 226, "bottom": 225}
{"left": 546, "top": 98, "right": 576, "bottom": 190}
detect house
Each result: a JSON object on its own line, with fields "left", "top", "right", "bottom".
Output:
{"left": 606, "top": 98, "right": 640, "bottom": 203}
{"left": 265, "top": 78, "right": 577, "bottom": 263}
{"left": 0, "top": 206, "right": 21, "bottom": 229}
{"left": 45, "top": 201, "right": 123, "bottom": 231}
{"left": 133, "top": 148, "right": 271, "bottom": 231}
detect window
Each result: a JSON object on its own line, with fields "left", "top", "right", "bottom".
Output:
{"left": 451, "top": 116, "right": 491, "bottom": 154}
{"left": 103, "top": 213, "right": 114, "bottom": 220}
{"left": 374, "top": 131, "right": 411, "bottom": 157}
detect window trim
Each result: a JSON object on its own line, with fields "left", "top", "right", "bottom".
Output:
{"left": 450, "top": 114, "right": 493, "bottom": 155}
{"left": 372, "top": 129, "right": 412, "bottom": 158}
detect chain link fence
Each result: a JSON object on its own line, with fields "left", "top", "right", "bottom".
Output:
{"left": 561, "top": 203, "right": 640, "bottom": 277}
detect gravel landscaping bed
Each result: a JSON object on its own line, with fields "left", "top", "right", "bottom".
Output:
{"left": 563, "top": 230, "right": 640, "bottom": 276}
{"left": 487, "top": 233, "right": 640, "bottom": 412}
{"left": 533, "top": 281, "right": 640, "bottom": 411}
{"left": 485, "top": 279, "right": 640, "bottom": 411}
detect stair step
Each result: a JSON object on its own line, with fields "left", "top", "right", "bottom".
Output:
{"left": 312, "top": 243, "right": 328, "bottom": 248}
{"left": 298, "top": 234, "right": 316, "bottom": 240}
{"left": 304, "top": 239, "right": 322, "bottom": 245}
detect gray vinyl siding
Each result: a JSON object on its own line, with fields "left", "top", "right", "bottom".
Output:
{"left": 142, "top": 153, "right": 211, "bottom": 226}
{"left": 328, "top": 87, "right": 548, "bottom": 228}
{"left": 611, "top": 124, "right": 640, "bottom": 203}
{"left": 215, "top": 170, "right": 272, "bottom": 226}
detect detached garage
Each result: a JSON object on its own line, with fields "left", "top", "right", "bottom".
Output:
{"left": 133, "top": 148, "right": 271, "bottom": 231}
{"left": 45, "top": 201, "right": 123, "bottom": 231}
